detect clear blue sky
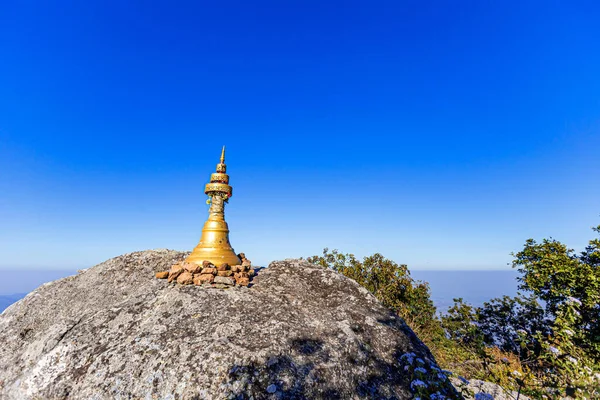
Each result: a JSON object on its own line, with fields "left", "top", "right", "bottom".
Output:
{"left": 1, "top": 1, "right": 598, "bottom": 270}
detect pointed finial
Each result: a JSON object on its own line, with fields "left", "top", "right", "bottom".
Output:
{"left": 220, "top": 146, "right": 226, "bottom": 164}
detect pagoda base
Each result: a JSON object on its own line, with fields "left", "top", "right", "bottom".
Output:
{"left": 186, "top": 246, "right": 241, "bottom": 266}
{"left": 185, "top": 219, "right": 241, "bottom": 266}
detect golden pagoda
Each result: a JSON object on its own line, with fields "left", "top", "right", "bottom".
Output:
{"left": 185, "top": 147, "right": 241, "bottom": 266}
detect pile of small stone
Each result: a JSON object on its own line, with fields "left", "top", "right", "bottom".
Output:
{"left": 155, "top": 253, "right": 255, "bottom": 288}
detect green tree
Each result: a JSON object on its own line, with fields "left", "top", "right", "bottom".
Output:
{"left": 441, "top": 298, "right": 483, "bottom": 350}
{"left": 512, "top": 225, "right": 600, "bottom": 360}
{"left": 476, "top": 295, "right": 548, "bottom": 356}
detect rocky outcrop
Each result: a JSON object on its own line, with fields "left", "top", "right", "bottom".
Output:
{"left": 0, "top": 250, "right": 457, "bottom": 399}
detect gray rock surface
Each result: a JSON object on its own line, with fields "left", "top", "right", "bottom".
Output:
{"left": 451, "top": 378, "right": 530, "bottom": 400}
{"left": 0, "top": 250, "right": 457, "bottom": 399}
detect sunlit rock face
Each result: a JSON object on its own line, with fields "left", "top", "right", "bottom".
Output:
{"left": 0, "top": 250, "right": 456, "bottom": 399}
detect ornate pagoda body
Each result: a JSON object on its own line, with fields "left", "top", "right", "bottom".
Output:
{"left": 185, "top": 147, "right": 241, "bottom": 266}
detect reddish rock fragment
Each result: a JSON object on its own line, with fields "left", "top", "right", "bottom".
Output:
{"left": 201, "top": 267, "right": 217, "bottom": 275}
{"left": 155, "top": 271, "right": 169, "bottom": 279}
{"left": 168, "top": 264, "right": 184, "bottom": 282}
{"left": 183, "top": 262, "right": 202, "bottom": 274}
{"left": 235, "top": 272, "right": 249, "bottom": 279}
{"left": 197, "top": 274, "right": 215, "bottom": 284}
{"left": 236, "top": 277, "right": 250, "bottom": 286}
{"left": 217, "top": 263, "right": 230, "bottom": 271}
{"left": 177, "top": 272, "right": 194, "bottom": 285}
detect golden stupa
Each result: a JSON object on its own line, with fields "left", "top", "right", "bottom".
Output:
{"left": 185, "top": 147, "right": 241, "bottom": 266}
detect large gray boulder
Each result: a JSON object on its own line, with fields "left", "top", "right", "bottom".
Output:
{"left": 0, "top": 250, "right": 457, "bottom": 399}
